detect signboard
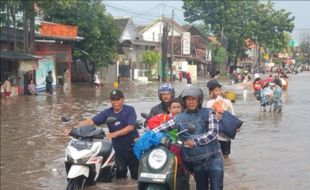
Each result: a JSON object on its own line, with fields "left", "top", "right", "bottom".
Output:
{"left": 19, "top": 60, "right": 37, "bottom": 72}
{"left": 187, "top": 65, "right": 197, "bottom": 83}
{"left": 35, "top": 57, "right": 56, "bottom": 92}
{"left": 289, "top": 40, "right": 299, "bottom": 47}
{"left": 182, "top": 32, "right": 191, "bottom": 55}
{"left": 40, "top": 22, "right": 78, "bottom": 38}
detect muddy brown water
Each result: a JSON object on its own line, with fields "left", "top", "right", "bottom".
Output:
{"left": 1, "top": 72, "right": 310, "bottom": 190}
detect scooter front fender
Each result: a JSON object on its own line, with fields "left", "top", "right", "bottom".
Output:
{"left": 67, "top": 165, "right": 89, "bottom": 179}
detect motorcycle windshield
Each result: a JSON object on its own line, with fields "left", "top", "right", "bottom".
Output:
{"left": 70, "top": 139, "right": 93, "bottom": 150}
{"left": 71, "top": 126, "right": 97, "bottom": 139}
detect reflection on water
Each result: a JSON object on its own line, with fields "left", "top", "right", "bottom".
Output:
{"left": 1, "top": 72, "right": 310, "bottom": 190}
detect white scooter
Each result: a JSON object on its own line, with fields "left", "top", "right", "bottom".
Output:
{"left": 63, "top": 117, "right": 117, "bottom": 190}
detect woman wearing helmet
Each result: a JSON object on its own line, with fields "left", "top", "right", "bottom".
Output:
{"left": 153, "top": 85, "right": 223, "bottom": 190}
{"left": 149, "top": 83, "right": 175, "bottom": 117}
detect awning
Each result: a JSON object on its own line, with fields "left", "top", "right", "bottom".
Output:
{"left": 0, "top": 51, "right": 42, "bottom": 60}
{"left": 36, "top": 34, "right": 84, "bottom": 41}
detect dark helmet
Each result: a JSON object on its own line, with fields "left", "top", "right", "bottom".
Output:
{"left": 180, "top": 85, "right": 204, "bottom": 109}
{"left": 207, "top": 79, "right": 222, "bottom": 92}
{"left": 158, "top": 83, "right": 175, "bottom": 101}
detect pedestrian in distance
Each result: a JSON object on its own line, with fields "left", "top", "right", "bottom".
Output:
{"left": 1, "top": 75, "right": 11, "bottom": 98}
{"left": 28, "top": 79, "right": 37, "bottom": 95}
{"left": 273, "top": 78, "right": 283, "bottom": 112}
{"left": 94, "top": 72, "right": 101, "bottom": 88}
{"left": 153, "top": 85, "right": 223, "bottom": 190}
{"left": 178, "top": 71, "right": 183, "bottom": 82}
{"left": 64, "top": 89, "right": 140, "bottom": 180}
{"left": 45, "top": 71, "right": 53, "bottom": 94}
{"left": 253, "top": 77, "right": 262, "bottom": 101}
{"left": 149, "top": 83, "right": 175, "bottom": 117}
{"left": 206, "top": 80, "right": 235, "bottom": 159}
{"left": 186, "top": 72, "right": 192, "bottom": 84}
{"left": 63, "top": 68, "right": 70, "bottom": 91}
{"left": 260, "top": 82, "right": 274, "bottom": 112}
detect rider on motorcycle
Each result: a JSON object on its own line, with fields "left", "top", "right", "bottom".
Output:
{"left": 152, "top": 85, "right": 224, "bottom": 190}
{"left": 149, "top": 83, "right": 175, "bottom": 117}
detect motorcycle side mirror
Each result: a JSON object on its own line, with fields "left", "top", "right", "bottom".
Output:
{"left": 134, "top": 120, "right": 143, "bottom": 129}
{"left": 61, "top": 116, "right": 70, "bottom": 122}
{"left": 141, "top": 113, "right": 150, "bottom": 119}
{"left": 106, "top": 117, "right": 117, "bottom": 124}
{"left": 187, "top": 124, "right": 196, "bottom": 134}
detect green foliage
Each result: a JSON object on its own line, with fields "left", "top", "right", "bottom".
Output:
{"left": 296, "top": 55, "right": 305, "bottom": 64}
{"left": 39, "top": 0, "right": 120, "bottom": 70}
{"left": 299, "top": 41, "right": 310, "bottom": 64}
{"left": 274, "top": 59, "right": 282, "bottom": 65}
{"left": 143, "top": 51, "right": 160, "bottom": 66}
{"left": 182, "top": 0, "right": 295, "bottom": 67}
{"left": 300, "top": 41, "right": 310, "bottom": 56}
{"left": 211, "top": 42, "right": 228, "bottom": 74}
{"left": 143, "top": 51, "right": 160, "bottom": 80}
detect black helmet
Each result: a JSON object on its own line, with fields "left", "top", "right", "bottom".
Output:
{"left": 207, "top": 79, "right": 222, "bottom": 92}
{"left": 158, "top": 83, "right": 175, "bottom": 101}
{"left": 180, "top": 85, "right": 204, "bottom": 109}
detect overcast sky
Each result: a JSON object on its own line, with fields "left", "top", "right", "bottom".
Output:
{"left": 103, "top": 0, "right": 310, "bottom": 40}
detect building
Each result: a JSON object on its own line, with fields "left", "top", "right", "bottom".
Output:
{"left": 115, "top": 16, "right": 158, "bottom": 81}
{"left": 1, "top": 27, "right": 41, "bottom": 95}
{"left": 0, "top": 21, "right": 81, "bottom": 94}
{"left": 139, "top": 18, "right": 210, "bottom": 81}
{"left": 34, "top": 21, "right": 82, "bottom": 91}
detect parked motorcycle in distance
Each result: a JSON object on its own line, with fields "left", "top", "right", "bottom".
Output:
{"left": 136, "top": 113, "right": 195, "bottom": 190}
{"left": 62, "top": 116, "right": 117, "bottom": 190}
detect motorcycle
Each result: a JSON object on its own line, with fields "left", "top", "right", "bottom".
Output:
{"left": 136, "top": 113, "right": 195, "bottom": 190}
{"left": 62, "top": 116, "right": 117, "bottom": 190}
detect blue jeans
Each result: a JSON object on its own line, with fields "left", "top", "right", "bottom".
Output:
{"left": 190, "top": 154, "right": 224, "bottom": 190}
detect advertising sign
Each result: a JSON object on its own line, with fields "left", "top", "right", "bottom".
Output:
{"left": 35, "top": 57, "right": 56, "bottom": 92}
{"left": 40, "top": 22, "right": 78, "bottom": 38}
{"left": 182, "top": 32, "right": 191, "bottom": 55}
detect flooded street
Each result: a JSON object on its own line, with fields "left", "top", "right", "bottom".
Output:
{"left": 1, "top": 72, "right": 310, "bottom": 190}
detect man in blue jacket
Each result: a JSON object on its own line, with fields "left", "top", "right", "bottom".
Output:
{"left": 153, "top": 85, "right": 223, "bottom": 190}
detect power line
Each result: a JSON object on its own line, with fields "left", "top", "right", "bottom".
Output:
{"left": 103, "top": 2, "right": 163, "bottom": 17}
{"left": 103, "top": 1, "right": 186, "bottom": 24}
{"left": 104, "top": 4, "right": 161, "bottom": 19}
{"left": 158, "top": 3, "right": 185, "bottom": 13}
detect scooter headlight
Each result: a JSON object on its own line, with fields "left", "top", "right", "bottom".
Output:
{"left": 148, "top": 149, "right": 167, "bottom": 170}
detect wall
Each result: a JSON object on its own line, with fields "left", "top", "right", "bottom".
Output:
{"left": 98, "top": 64, "right": 118, "bottom": 84}
{"left": 142, "top": 21, "right": 182, "bottom": 42}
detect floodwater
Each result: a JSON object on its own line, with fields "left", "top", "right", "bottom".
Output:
{"left": 1, "top": 72, "right": 310, "bottom": 190}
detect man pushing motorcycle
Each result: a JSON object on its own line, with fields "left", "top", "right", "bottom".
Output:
{"left": 64, "top": 89, "right": 140, "bottom": 180}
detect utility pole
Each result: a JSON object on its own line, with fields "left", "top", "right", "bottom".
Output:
{"left": 161, "top": 17, "right": 168, "bottom": 81}
{"left": 159, "top": 15, "right": 163, "bottom": 84}
{"left": 170, "top": 9, "right": 174, "bottom": 82}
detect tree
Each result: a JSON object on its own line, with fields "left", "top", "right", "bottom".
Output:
{"left": 211, "top": 42, "right": 228, "bottom": 76}
{"left": 143, "top": 51, "right": 160, "bottom": 80}
{"left": 39, "top": 0, "right": 120, "bottom": 74}
{"left": 299, "top": 41, "right": 310, "bottom": 65}
{"left": 1, "top": 0, "right": 35, "bottom": 53}
{"left": 249, "top": 1, "right": 295, "bottom": 65}
{"left": 182, "top": 0, "right": 295, "bottom": 70}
